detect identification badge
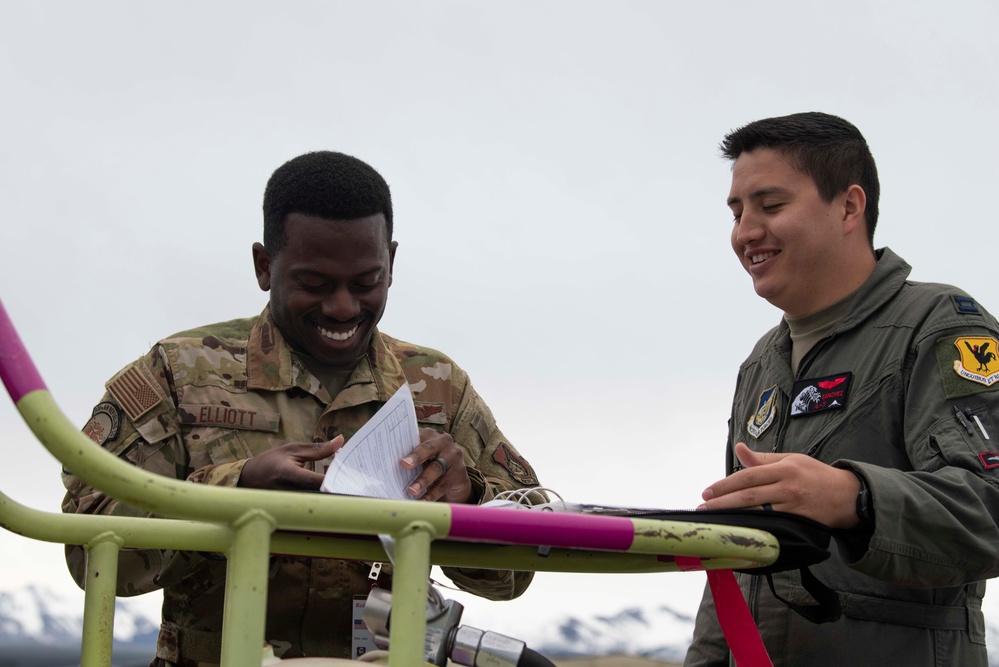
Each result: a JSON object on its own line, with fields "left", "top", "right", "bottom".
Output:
{"left": 790, "top": 372, "right": 852, "bottom": 417}
{"left": 352, "top": 595, "right": 378, "bottom": 659}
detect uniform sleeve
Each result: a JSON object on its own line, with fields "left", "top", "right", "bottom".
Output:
{"left": 61, "top": 347, "right": 212, "bottom": 596}
{"left": 440, "top": 374, "right": 543, "bottom": 600}
{"left": 684, "top": 580, "right": 731, "bottom": 667}
{"left": 835, "top": 321, "right": 999, "bottom": 587}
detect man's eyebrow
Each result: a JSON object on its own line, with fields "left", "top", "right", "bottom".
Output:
{"left": 727, "top": 187, "right": 793, "bottom": 208}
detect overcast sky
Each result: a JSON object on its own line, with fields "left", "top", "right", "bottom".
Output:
{"left": 2, "top": 0, "right": 999, "bottom": 637}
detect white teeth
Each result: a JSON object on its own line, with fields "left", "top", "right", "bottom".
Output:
{"left": 751, "top": 252, "right": 777, "bottom": 264}
{"left": 318, "top": 325, "right": 358, "bottom": 341}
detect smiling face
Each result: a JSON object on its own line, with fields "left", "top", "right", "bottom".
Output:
{"left": 253, "top": 212, "right": 397, "bottom": 371}
{"left": 727, "top": 148, "right": 870, "bottom": 318}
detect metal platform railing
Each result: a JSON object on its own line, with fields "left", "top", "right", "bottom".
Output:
{"left": 0, "top": 297, "right": 780, "bottom": 666}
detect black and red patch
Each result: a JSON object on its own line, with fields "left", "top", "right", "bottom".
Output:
{"left": 979, "top": 452, "right": 999, "bottom": 470}
{"left": 790, "top": 372, "right": 852, "bottom": 417}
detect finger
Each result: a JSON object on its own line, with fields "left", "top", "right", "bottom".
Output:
{"left": 734, "top": 442, "right": 765, "bottom": 468}
{"left": 401, "top": 441, "right": 440, "bottom": 469}
{"left": 405, "top": 457, "right": 448, "bottom": 498}
{"left": 734, "top": 441, "right": 793, "bottom": 468}
{"left": 702, "top": 461, "right": 782, "bottom": 502}
{"left": 300, "top": 435, "right": 344, "bottom": 462}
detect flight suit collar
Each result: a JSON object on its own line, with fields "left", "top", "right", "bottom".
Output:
{"left": 760, "top": 247, "right": 912, "bottom": 383}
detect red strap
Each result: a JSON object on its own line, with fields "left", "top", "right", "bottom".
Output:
{"left": 676, "top": 558, "right": 773, "bottom": 667}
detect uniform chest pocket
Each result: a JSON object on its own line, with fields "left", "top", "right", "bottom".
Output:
{"left": 183, "top": 429, "right": 255, "bottom": 467}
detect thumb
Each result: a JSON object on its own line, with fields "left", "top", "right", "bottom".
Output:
{"left": 307, "top": 435, "right": 345, "bottom": 461}
{"left": 734, "top": 442, "right": 786, "bottom": 468}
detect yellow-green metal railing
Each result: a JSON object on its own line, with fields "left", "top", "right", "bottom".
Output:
{"left": 0, "top": 298, "right": 780, "bottom": 666}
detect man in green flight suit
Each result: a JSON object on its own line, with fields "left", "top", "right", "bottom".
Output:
{"left": 62, "top": 151, "right": 542, "bottom": 665}
{"left": 686, "top": 112, "right": 999, "bottom": 666}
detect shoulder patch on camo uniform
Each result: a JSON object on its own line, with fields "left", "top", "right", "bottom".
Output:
{"left": 107, "top": 365, "right": 164, "bottom": 421}
{"left": 82, "top": 402, "right": 121, "bottom": 446}
{"left": 492, "top": 442, "right": 539, "bottom": 485}
{"left": 790, "top": 372, "right": 852, "bottom": 417}
{"left": 747, "top": 385, "right": 779, "bottom": 438}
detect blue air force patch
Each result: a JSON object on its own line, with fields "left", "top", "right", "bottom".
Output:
{"left": 953, "top": 337, "right": 999, "bottom": 386}
{"left": 747, "top": 385, "right": 779, "bottom": 438}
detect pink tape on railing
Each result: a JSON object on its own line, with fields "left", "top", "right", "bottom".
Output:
{"left": 448, "top": 504, "right": 635, "bottom": 551}
{"left": 0, "top": 299, "right": 46, "bottom": 403}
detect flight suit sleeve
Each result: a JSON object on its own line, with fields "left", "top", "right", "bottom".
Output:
{"left": 61, "top": 347, "right": 211, "bottom": 596}
{"left": 835, "top": 322, "right": 999, "bottom": 588}
{"left": 440, "top": 375, "right": 543, "bottom": 601}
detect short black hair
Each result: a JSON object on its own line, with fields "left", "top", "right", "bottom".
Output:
{"left": 720, "top": 112, "right": 880, "bottom": 245}
{"left": 262, "top": 151, "right": 393, "bottom": 254}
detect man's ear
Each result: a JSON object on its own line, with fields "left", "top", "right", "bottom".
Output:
{"left": 387, "top": 240, "right": 398, "bottom": 287}
{"left": 842, "top": 184, "right": 868, "bottom": 238}
{"left": 251, "top": 242, "right": 272, "bottom": 291}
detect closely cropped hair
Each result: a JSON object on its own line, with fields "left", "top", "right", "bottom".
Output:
{"left": 720, "top": 112, "right": 880, "bottom": 245}
{"left": 262, "top": 151, "right": 393, "bottom": 253}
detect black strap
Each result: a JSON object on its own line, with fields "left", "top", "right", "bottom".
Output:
{"left": 764, "top": 567, "right": 842, "bottom": 624}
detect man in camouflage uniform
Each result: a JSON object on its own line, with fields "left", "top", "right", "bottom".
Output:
{"left": 62, "top": 151, "right": 541, "bottom": 665}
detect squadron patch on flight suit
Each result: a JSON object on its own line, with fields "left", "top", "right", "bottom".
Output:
{"left": 790, "top": 372, "right": 852, "bottom": 417}
{"left": 82, "top": 402, "right": 121, "bottom": 446}
{"left": 492, "top": 443, "right": 539, "bottom": 485}
{"left": 747, "top": 385, "right": 779, "bottom": 438}
{"left": 934, "top": 336, "right": 999, "bottom": 398}
{"left": 952, "top": 337, "right": 999, "bottom": 387}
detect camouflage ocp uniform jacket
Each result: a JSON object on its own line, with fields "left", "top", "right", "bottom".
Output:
{"left": 62, "top": 306, "right": 541, "bottom": 665}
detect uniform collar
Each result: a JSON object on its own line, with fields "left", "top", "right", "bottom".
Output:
{"left": 245, "top": 305, "right": 406, "bottom": 405}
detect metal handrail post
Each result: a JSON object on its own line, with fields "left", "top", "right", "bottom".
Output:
{"left": 389, "top": 521, "right": 435, "bottom": 667}
{"left": 220, "top": 510, "right": 277, "bottom": 667}
{"left": 81, "top": 531, "right": 124, "bottom": 667}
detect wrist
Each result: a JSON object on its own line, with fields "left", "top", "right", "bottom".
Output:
{"left": 849, "top": 469, "right": 875, "bottom": 530}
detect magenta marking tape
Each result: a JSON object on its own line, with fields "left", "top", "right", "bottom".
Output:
{"left": 0, "top": 299, "right": 46, "bottom": 403}
{"left": 449, "top": 504, "right": 635, "bottom": 551}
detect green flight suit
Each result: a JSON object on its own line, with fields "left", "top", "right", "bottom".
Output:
{"left": 687, "top": 248, "right": 999, "bottom": 666}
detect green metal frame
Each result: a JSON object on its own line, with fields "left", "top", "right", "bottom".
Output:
{"left": 0, "top": 302, "right": 780, "bottom": 667}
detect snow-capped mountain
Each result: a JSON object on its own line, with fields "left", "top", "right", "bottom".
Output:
{"left": 0, "top": 584, "right": 158, "bottom": 647}
{"left": 516, "top": 603, "right": 696, "bottom": 663}
{"left": 3, "top": 583, "right": 999, "bottom": 667}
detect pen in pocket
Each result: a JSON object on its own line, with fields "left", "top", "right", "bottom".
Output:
{"left": 954, "top": 405, "right": 990, "bottom": 440}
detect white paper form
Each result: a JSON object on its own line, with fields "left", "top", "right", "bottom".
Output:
{"left": 319, "top": 383, "right": 421, "bottom": 500}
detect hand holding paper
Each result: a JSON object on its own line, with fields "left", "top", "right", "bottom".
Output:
{"left": 320, "top": 384, "right": 422, "bottom": 500}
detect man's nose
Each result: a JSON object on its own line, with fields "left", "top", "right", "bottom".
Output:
{"left": 322, "top": 288, "right": 360, "bottom": 321}
{"left": 734, "top": 211, "right": 764, "bottom": 245}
